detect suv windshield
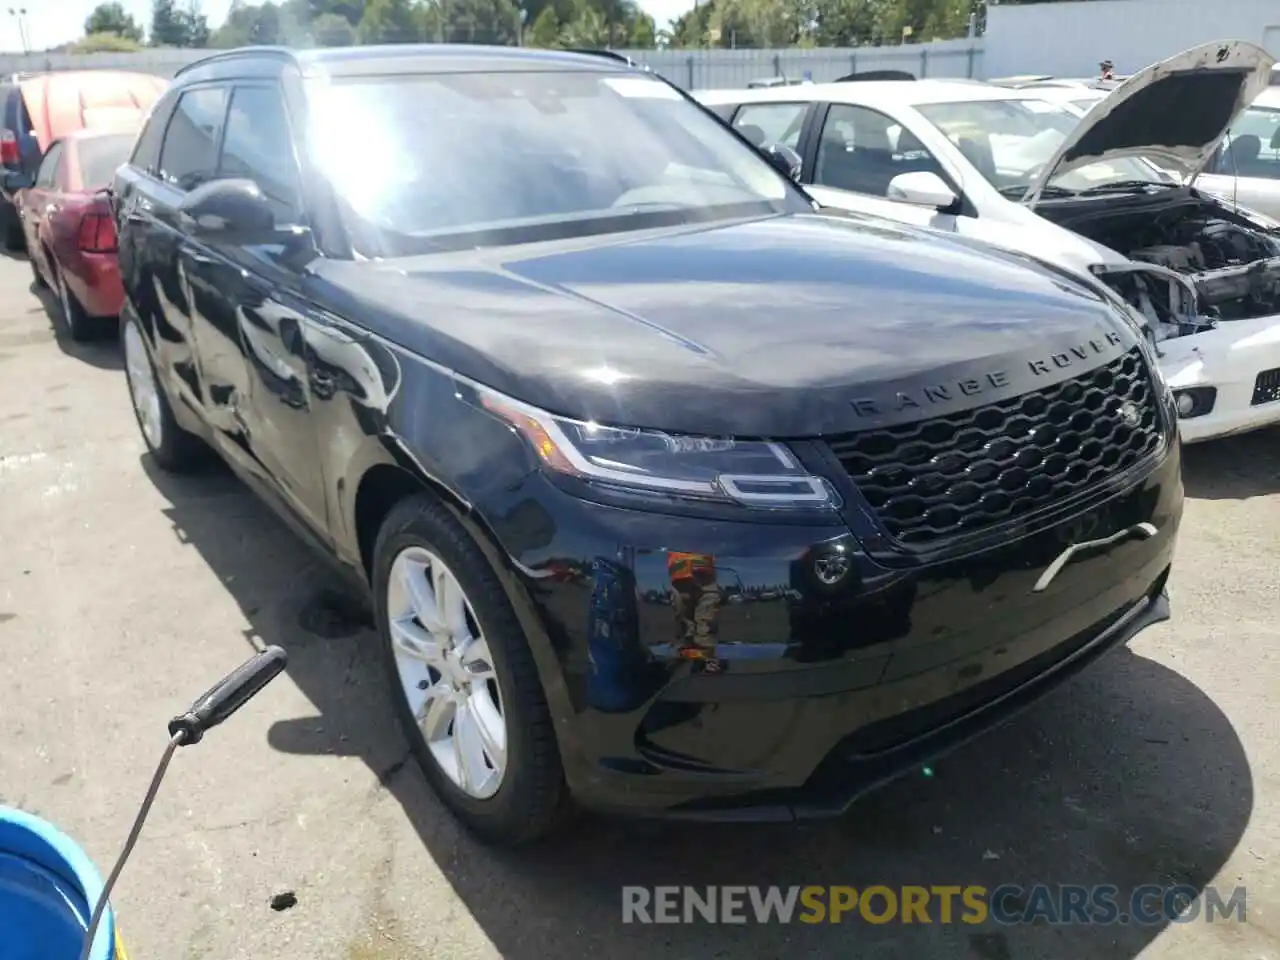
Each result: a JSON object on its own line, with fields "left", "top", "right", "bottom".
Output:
{"left": 915, "top": 98, "right": 1169, "bottom": 197}
{"left": 306, "top": 70, "right": 808, "bottom": 256}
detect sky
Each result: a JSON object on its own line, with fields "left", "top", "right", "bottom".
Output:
{"left": 1, "top": 0, "right": 695, "bottom": 52}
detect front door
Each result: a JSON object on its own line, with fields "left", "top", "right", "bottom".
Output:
{"left": 803, "top": 102, "right": 962, "bottom": 234}
{"left": 179, "top": 81, "right": 330, "bottom": 538}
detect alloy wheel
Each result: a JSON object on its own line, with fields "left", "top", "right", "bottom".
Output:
{"left": 123, "top": 319, "right": 164, "bottom": 451}
{"left": 386, "top": 546, "right": 507, "bottom": 799}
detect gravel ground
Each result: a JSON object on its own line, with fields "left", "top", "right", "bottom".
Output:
{"left": 0, "top": 249, "right": 1276, "bottom": 960}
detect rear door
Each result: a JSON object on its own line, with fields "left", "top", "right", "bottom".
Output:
{"left": 22, "top": 140, "right": 64, "bottom": 272}
{"left": 115, "top": 83, "right": 228, "bottom": 431}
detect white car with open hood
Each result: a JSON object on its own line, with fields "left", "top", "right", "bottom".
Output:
{"left": 697, "top": 41, "right": 1280, "bottom": 443}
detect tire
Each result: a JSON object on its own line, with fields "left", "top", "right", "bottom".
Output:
{"left": 2, "top": 203, "right": 23, "bottom": 251}
{"left": 373, "top": 494, "right": 571, "bottom": 846}
{"left": 121, "top": 313, "right": 206, "bottom": 473}
{"left": 52, "top": 258, "right": 94, "bottom": 342}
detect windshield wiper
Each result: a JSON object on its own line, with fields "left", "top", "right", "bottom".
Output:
{"left": 1073, "top": 180, "right": 1174, "bottom": 197}
{"left": 997, "top": 183, "right": 1076, "bottom": 199}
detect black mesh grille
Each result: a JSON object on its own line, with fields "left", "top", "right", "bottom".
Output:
{"left": 1251, "top": 368, "right": 1280, "bottom": 407}
{"left": 827, "top": 348, "right": 1162, "bottom": 546}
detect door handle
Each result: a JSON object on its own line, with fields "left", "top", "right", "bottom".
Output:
{"left": 187, "top": 252, "right": 217, "bottom": 265}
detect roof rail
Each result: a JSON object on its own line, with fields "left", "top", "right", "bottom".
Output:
{"left": 173, "top": 45, "right": 294, "bottom": 78}
{"left": 565, "top": 49, "right": 647, "bottom": 70}
{"left": 833, "top": 70, "right": 915, "bottom": 82}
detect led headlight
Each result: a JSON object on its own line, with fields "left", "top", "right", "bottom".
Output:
{"left": 474, "top": 385, "right": 840, "bottom": 510}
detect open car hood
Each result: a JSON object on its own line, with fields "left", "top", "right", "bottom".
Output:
{"left": 19, "top": 71, "right": 167, "bottom": 153}
{"left": 1022, "top": 40, "right": 1275, "bottom": 207}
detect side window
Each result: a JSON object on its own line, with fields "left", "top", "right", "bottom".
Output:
{"left": 704, "top": 103, "right": 737, "bottom": 123}
{"left": 217, "top": 85, "right": 302, "bottom": 218}
{"left": 732, "top": 102, "right": 807, "bottom": 150}
{"left": 34, "top": 141, "right": 64, "bottom": 188}
{"left": 814, "top": 103, "right": 946, "bottom": 198}
{"left": 130, "top": 94, "right": 175, "bottom": 173}
{"left": 158, "top": 86, "right": 229, "bottom": 191}
{"left": 1214, "top": 106, "right": 1280, "bottom": 179}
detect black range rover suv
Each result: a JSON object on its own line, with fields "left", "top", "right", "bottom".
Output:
{"left": 112, "top": 44, "right": 1182, "bottom": 845}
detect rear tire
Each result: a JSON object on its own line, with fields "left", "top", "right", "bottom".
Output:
{"left": 52, "top": 258, "right": 94, "bottom": 342}
{"left": 121, "top": 313, "right": 205, "bottom": 473}
{"left": 372, "top": 493, "right": 571, "bottom": 846}
{"left": 2, "top": 203, "right": 24, "bottom": 251}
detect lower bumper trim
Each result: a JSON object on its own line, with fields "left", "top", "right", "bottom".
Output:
{"left": 656, "top": 586, "right": 1170, "bottom": 824}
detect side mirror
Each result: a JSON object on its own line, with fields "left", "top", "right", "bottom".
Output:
{"left": 177, "top": 178, "right": 276, "bottom": 243}
{"left": 886, "top": 171, "right": 958, "bottom": 210}
{"left": 762, "top": 142, "right": 802, "bottom": 180}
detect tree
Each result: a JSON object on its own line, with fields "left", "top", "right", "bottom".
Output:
{"left": 312, "top": 10, "right": 357, "bottom": 43}
{"left": 358, "top": 0, "right": 420, "bottom": 42}
{"left": 526, "top": 6, "right": 561, "bottom": 46}
{"left": 178, "top": 0, "right": 212, "bottom": 45}
{"left": 84, "top": 2, "right": 144, "bottom": 41}
{"left": 629, "top": 11, "right": 655, "bottom": 46}
{"left": 150, "top": 0, "right": 209, "bottom": 45}
{"left": 73, "top": 31, "right": 143, "bottom": 52}
{"left": 150, "top": 0, "right": 185, "bottom": 44}
{"left": 423, "top": 0, "right": 518, "bottom": 44}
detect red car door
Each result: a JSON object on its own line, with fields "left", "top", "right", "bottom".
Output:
{"left": 19, "top": 139, "right": 65, "bottom": 281}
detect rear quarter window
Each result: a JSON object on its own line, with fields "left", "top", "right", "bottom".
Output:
{"left": 129, "top": 91, "right": 176, "bottom": 174}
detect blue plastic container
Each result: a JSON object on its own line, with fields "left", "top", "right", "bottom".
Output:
{"left": 0, "top": 805, "right": 118, "bottom": 960}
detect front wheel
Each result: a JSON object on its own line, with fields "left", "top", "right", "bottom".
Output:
{"left": 373, "top": 494, "right": 571, "bottom": 846}
{"left": 121, "top": 314, "right": 205, "bottom": 472}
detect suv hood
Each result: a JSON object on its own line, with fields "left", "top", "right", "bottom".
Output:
{"left": 309, "top": 214, "right": 1140, "bottom": 438}
{"left": 1023, "top": 40, "right": 1275, "bottom": 207}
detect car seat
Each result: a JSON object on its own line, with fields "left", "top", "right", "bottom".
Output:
{"left": 736, "top": 123, "right": 767, "bottom": 148}
{"left": 1226, "top": 133, "right": 1262, "bottom": 174}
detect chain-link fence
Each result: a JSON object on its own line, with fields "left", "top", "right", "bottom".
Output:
{"left": 0, "top": 39, "right": 984, "bottom": 87}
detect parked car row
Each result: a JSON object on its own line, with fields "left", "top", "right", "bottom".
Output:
{"left": 3, "top": 70, "right": 167, "bottom": 339}
{"left": 12, "top": 43, "right": 1267, "bottom": 848}
{"left": 697, "top": 40, "right": 1280, "bottom": 444}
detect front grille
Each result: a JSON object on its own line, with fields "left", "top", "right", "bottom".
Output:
{"left": 827, "top": 348, "right": 1162, "bottom": 546}
{"left": 1251, "top": 367, "right": 1280, "bottom": 407}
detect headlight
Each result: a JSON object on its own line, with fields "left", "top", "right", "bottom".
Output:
{"left": 474, "top": 385, "right": 840, "bottom": 511}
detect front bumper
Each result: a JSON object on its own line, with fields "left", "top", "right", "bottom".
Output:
{"left": 481, "top": 442, "right": 1182, "bottom": 822}
{"left": 1160, "top": 312, "right": 1280, "bottom": 442}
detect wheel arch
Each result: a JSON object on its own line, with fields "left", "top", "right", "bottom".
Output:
{"left": 347, "top": 453, "right": 583, "bottom": 767}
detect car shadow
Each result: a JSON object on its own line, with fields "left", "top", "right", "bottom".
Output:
{"left": 1181, "top": 426, "right": 1280, "bottom": 500}
{"left": 30, "top": 283, "right": 123, "bottom": 371}
{"left": 141, "top": 457, "right": 1254, "bottom": 960}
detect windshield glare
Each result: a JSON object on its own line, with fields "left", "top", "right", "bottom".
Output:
{"left": 916, "top": 98, "right": 1167, "bottom": 195}
{"left": 306, "top": 70, "right": 805, "bottom": 255}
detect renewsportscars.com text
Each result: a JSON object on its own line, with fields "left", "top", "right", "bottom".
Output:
{"left": 621, "top": 885, "right": 1247, "bottom": 926}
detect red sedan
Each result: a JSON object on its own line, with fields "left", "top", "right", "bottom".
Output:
{"left": 19, "top": 127, "right": 137, "bottom": 341}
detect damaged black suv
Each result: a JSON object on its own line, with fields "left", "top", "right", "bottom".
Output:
{"left": 113, "top": 44, "right": 1181, "bottom": 845}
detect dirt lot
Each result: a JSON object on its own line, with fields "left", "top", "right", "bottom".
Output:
{"left": 0, "top": 249, "right": 1277, "bottom": 960}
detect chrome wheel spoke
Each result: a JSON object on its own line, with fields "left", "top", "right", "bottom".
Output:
{"left": 465, "top": 688, "right": 506, "bottom": 771}
{"left": 419, "top": 688, "right": 456, "bottom": 743}
{"left": 389, "top": 617, "right": 443, "bottom": 666}
{"left": 433, "top": 563, "right": 471, "bottom": 639}
{"left": 454, "top": 700, "right": 496, "bottom": 793}
{"left": 399, "top": 558, "right": 445, "bottom": 633}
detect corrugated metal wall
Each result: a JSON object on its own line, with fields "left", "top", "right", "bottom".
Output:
{"left": 984, "top": 0, "right": 1280, "bottom": 79}
{"left": 0, "top": 40, "right": 984, "bottom": 89}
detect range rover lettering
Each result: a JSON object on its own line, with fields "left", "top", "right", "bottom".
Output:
{"left": 112, "top": 45, "right": 1182, "bottom": 845}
